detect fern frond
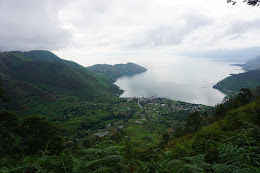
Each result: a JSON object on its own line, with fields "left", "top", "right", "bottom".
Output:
{"left": 92, "top": 167, "right": 114, "bottom": 173}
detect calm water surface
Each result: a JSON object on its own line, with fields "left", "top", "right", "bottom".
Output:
{"left": 114, "top": 55, "right": 244, "bottom": 106}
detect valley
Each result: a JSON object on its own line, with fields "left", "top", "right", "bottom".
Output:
{"left": 19, "top": 96, "right": 209, "bottom": 148}
{"left": 0, "top": 50, "right": 259, "bottom": 173}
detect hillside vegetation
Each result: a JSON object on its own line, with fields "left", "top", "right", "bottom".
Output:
{"left": 1, "top": 85, "right": 259, "bottom": 172}
{"left": 88, "top": 62, "right": 147, "bottom": 82}
{"left": 214, "top": 70, "right": 260, "bottom": 95}
{"left": 213, "top": 53, "right": 260, "bottom": 96}
{"left": 0, "top": 50, "right": 122, "bottom": 110}
{"left": 0, "top": 50, "right": 259, "bottom": 172}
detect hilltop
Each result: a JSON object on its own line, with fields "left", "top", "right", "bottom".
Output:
{"left": 88, "top": 62, "right": 147, "bottom": 82}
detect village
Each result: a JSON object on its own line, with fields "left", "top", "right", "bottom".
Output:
{"left": 92, "top": 96, "right": 209, "bottom": 139}
{"left": 125, "top": 96, "right": 206, "bottom": 114}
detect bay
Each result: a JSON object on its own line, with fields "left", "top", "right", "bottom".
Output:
{"left": 114, "top": 55, "right": 244, "bottom": 106}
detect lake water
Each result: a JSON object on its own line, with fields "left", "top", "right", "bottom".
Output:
{"left": 114, "top": 55, "right": 244, "bottom": 106}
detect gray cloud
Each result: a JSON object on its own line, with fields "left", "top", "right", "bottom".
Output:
{"left": 126, "top": 13, "right": 211, "bottom": 48}
{"left": 1, "top": 0, "right": 260, "bottom": 61}
{"left": 225, "top": 19, "right": 260, "bottom": 36}
{"left": 0, "top": 0, "right": 72, "bottom": 51}
{"left": 212, "top": 19, "right": 260, "bottom": 41}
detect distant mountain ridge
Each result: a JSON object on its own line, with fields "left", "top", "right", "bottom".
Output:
{"left": 242, "top": 55, "right": 260, "bottom": 71}
{"left": 0, "top": 50, "right": 122, "bottom": 110}
{"left": 213, "top": 53, "right": 260, "bottom": 96}
{"left": 88, "top": 62, "right": 147, "bottom": 82}
{"left": 182, "top": 47, "right": 260, "bottom": 63}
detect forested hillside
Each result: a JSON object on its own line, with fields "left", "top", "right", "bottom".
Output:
{"left": 0, "top": 50, "right": 122, "bottom": 110}
{"left": 213, "top": 53, "right": 260, "bottom": 97}
{"left": 214, "top": 70, "right": 260, "bottom": 95}
{"left": 88, "top": 62, "right": 147, "bottom": 82}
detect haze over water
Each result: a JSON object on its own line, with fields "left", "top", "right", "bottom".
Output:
{"left": 115, "top": 55, "right": 244, "bottom": 106}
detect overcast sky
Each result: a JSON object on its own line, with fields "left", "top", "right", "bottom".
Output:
{"left": 0, "top": 0, "right": 260, "bottom": 66}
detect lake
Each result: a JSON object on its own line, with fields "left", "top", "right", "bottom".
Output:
{"left": 114, "top": 55, "right": 244, "bottom": 106}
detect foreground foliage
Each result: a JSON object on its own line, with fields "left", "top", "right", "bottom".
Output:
{"left": 1, "top": 87, "right": 260, "bottom": 172}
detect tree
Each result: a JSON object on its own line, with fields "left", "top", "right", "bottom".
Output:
{"left": 0, "top": 110, "right": 21, "bottom": 157}
{"left": 215, "top": 104, "right": 227, "bottom": 120}
{"left": 0, "top": 80, "right": 9, "bottom": 103}
{"left": 20, "top": 115, "right": 63, "bottom": 155}
{"left": 186, "top": 111, "right": 203, "bottom": 133}
{"left": 83, "top": 137, "right": 94, "bottom": 148}
{"left": 158, "top": 133, "right": 170, "bottom": 149}
{"left": 227, "top": 0, "right": 260, "bottom": 6}
{"left": 48, "top": 135, "right": 65, "bottom": 155}
{"left": 174, "top": 125, "right": 185, "bottom": 138}
{"left": 237, "top": 88, "right": 253, "bottom": 105}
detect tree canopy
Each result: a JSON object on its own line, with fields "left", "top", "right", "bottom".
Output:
{"left": 227, "top": 0, "right": 260, "bottom": 6}
{"left": 0, "top": 81, "right": 9, "bottom": 103}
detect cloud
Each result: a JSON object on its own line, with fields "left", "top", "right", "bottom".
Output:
{"left": 1, "top": 0, "right": 260, "bottom": 65}
{"left": 125, "top": 13, "right": 212, "bottom": 48}
{"left": 225, "top": 19, "right": 260, "bottom": 37}
{"left": 0, "top": 0, "right": 72, "bottom": 51}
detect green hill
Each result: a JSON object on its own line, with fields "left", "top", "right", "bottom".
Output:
{"left": 0, "top": 50, "right": 84, "bottom": 69}
{"left": 0, "top": 50, "right": 122, "bottom": 110}
{"left": 166, "top": 92, "right": 260, "bottom": 172}
{"left": 213, "top": 54, "right": 260, "bottom": 96}
{"left": 1, "top": 79, "right": 56, "bottom": 111}
{"left": 88, "top": 62, "right": 147, "bottom": 82}
{"left": 213, "top": 70, "right": 260, "bottom": 95}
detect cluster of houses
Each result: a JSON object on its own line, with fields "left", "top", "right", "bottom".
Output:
{"left": 92, "top": 97, "right": 206, "bottom": 138}
{"left": 125, "top": 96, "right": 204, "bottom": 113}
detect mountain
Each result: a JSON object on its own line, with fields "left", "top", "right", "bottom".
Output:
{"left": 88, "top": 62, "right": 147, "bottom": 82}
{"left": 213, "top": 54, "right": 260, "bottom": 95}
{"left": 3, "top": 50, "right": 84, "bottom": 69}
{"left": 213, "top": 70, "right": 260, "bottom": 95}
{"left": 0, "top": 50, "right": 122, "bottom": 110}
{"left": 242, "top": 55, "right": 260, "bottom": 71}
{"left": 182, "top": 47, "right": 260, "bottom": 63}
